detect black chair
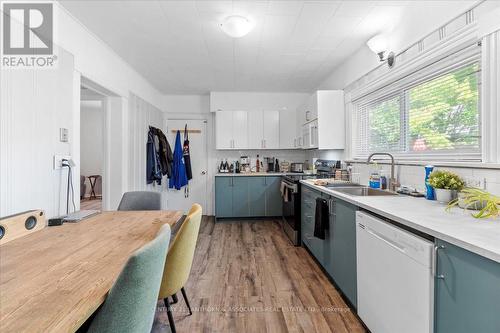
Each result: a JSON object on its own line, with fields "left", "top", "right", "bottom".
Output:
{"left": 117, "top": 191, "right": 162, "bottom": 211}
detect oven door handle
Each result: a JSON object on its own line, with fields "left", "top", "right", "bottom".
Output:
{"left": 282, "top": 181, "right": 298, "bottom": 193}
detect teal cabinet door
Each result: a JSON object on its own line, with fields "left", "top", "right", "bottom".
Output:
{"left": 301, "top": 187, "right": 324, "bottom": 264}
{"left": 301, "top": 189, "right": 315, "bottom": 247}
{"left": 265, "top": 176, "right": 282, "bottom": 217}
{"left": 248, "top": 177, "right": 266, "bottom": 217}
{"left": 328, "top": 198, "right": 358, "bottom": 308}
{"left": 232, "top": 177, "right": 249, "bottom": 217}
{"left": 215, "top": 177, "right": 233, "bottom": 218}
{"left": 435, "top": 239, "right": 500, "bottom": 333}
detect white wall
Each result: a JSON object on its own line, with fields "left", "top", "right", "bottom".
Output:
{"left": 318, "top": 1, "right": 478, "bottom": 90}
{"left": 1, "top": 3, "right": 164, "bottom": 217}
{"left": 0, "top": 48, "right": 77, "bottom": 218}
{"left": 55, "top": 3, "right": 162, "bottom": 108}
{"left": 80, "top": 101, "right": 103, "bottom": 196}
{"left": 127, "top": 94, "right": 166, "bottom": 203}
{"left": 210, "top": 92, "right": 309, "bottom": 112}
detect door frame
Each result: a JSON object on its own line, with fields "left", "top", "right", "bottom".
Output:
{"left": 164, "top": 114, "right": 211, "bottom": 215}
{"left": 79, "top": 76, "right": 120, "bottom": 211}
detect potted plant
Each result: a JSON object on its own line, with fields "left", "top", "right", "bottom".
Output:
{"left": 447, "top": 188, "right": 500, "bottom": 218}
{"left": 428, "top": 170, "right": 464, "bottom": 203}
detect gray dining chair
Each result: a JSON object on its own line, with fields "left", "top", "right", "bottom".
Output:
{"left": 87, "top": 224, "right": 171, "bottom": 333}
{"left": 117, "top": 191, "right": 162, "bottom": 211}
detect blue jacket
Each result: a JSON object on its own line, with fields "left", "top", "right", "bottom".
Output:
{"left": 169, "top": 131, "right": 188, "bottom": 190}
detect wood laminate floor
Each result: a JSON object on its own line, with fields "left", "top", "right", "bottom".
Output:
{"left": 152, "top": 217, "right": 365, "bottom": 333}
{"left": 80, "top": 198, "right": 102, "bottom": 211}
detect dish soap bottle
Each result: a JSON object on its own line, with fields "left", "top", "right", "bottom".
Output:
{"left": 425, "top": 165, "right": 435, "bottom": 200}
{"left": 369, "top": 162, "right": 380, "bottom": 189}
{"left": 369, "top": 171, "right": 381, "bottom": 189}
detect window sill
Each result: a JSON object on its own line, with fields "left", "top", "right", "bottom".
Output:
{"left": 346, "top": 159, "right": 500, "bottom": 170}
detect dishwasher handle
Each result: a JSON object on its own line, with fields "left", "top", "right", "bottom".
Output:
{"left": 359, "top": 223, "right": 406, "bottom": 253}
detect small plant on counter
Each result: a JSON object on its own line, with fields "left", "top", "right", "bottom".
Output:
{"left": 428, "top": 170, "right": 465, "bottom": 203}
{"left": 447, "top": 188, "right": 500, "bottom": 219}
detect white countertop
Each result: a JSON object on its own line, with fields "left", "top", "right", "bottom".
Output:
{"left": 300, "top": 180, "right": 500, "bottom": 264}
{"left": 215, "top": 172, "right": 311, "bottom": 177}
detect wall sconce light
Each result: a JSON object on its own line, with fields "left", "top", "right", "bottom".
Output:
{"left": 367, "top": 35, "right": 395, "bottom": 68}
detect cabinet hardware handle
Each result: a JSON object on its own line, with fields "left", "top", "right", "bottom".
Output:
{"left": 434, "top": 244, "right": 446, "bottom": 280}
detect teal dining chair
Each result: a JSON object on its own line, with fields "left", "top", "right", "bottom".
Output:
{"left": 87, "top": 224, "right": 171, "bottom": 333}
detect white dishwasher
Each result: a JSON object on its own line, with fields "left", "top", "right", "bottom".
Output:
{"left": 356, "top": 211, "right": 434, "bottom": 333}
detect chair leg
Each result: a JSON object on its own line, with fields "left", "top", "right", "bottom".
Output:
{"left": 171, "top": 293, "right": 178, "bottom": 304}
{"left": 166, "top": 298, "right": 177, "bottom": 333}
{"left": 181, "top": 287, "right": 193, "bottom": 316}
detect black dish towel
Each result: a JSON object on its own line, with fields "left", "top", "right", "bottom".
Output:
{"left": 314, "top": 198, "right": 329, "bottom": 240}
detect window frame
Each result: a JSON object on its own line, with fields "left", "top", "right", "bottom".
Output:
{"left": 352, "top": 52, "right": 482, "bottom": 162}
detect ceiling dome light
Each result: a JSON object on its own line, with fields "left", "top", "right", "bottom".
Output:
{"left": 219, "top": 15, "right": 254, "bottom": 38}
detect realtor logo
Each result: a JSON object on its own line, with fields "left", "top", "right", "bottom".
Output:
{"left": 1, "top": 1, "right": 56, "bottom": 68}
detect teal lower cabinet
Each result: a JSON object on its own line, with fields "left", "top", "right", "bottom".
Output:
{"left": 214, "top": 177, "right": 233, "bottom": 218}
{"left": 328, "top": 198, "right": 358, "bottom": 308}
{"left": 434, "top": 239, "right": 500, "bottom": 333}
{"left": 248, "top": 177, "right": 266, "bottom": 216}
{"left": 301, "top": 187, "right": 358, "bottom": 309}
{"left": 232, "top": 177, "right": 249, "bottom": 217}
{"left": 215, "top": 176, "right": 283, "bottom": 219}
{"left": 265, "top": 176, "right": 282, "bottom": 216}
{"left": 301, "top": 188, "right": 324, "bottom": 263}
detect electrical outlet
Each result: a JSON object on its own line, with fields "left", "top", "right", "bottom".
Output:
{"left": 464, "top": 178, "right": 483, "bottom": 189}
{"left": 54, "top": 155, "right": 71, "bottom": 170}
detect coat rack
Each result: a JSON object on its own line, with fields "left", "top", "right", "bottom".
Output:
{"left": 170, "top": 129, "right": 202, "bottom": 134}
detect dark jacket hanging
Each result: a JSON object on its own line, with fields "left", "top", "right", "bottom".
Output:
{"left": 146, "top": 127, "right": 163, "bottom": 185}
{"left": 183, "top": 124, "right": 193, "bottom": 180}
{"left": 169, "top": 130, "right": 188, "bottom": 190}
{"left": 156, "top": 128, "right": 173, "bottom": 178}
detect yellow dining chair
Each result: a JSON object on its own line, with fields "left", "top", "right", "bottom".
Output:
{"left": 159, "top": 203, "right": 202, "bottom": 333}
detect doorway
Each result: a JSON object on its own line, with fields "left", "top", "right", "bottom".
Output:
{"left": 80, "top": 86, "right": 105, "bottom": 211}
{"left": 166, "top": 119, "right": 208, "bottom": 212}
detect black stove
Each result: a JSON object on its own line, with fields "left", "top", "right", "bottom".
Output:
{"left": 280, "top": 160, "right": 341, "bottom": 246}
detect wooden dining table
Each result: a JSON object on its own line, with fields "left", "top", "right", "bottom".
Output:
{"left": 0, "top": 210, "right": 182, "bottom": 333}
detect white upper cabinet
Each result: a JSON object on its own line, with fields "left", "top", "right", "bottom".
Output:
{"left": 233, "top": 111, "right": 249, "bottom": 149}
{"left": 263, "top": 110, "right": 279, "bottom": 149}
{"left": 216, "top": 110, "right": 233, "bottom": 149}
{"left": 279, "top": 109, "right": 297, "bottom": 149}
{"left": 247, "top": 110, "right": 279, "bottom": 149}
{"left": 215, "top": 110, "right": 248, "bottom": 149}
{"left": 298, "top": 90, "right": 345, "bottom": 150}
{"left": 247, "top": 110, "right": 264, "bottom": 148}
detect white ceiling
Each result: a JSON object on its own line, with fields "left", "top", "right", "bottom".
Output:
{"left": 59, "top": 1, "right": 464, "bottom": 94}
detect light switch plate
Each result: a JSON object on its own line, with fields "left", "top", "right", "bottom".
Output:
{"left": 60, "top": 128, "right": 68, "bottom": 142}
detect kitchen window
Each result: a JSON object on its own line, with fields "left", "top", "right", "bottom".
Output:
{"left": 354, "top": 53, "right": 481, "bottom": 161}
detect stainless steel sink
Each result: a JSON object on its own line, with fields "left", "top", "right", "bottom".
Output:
{"left": 322, "top": 183, "right": 364, "bottom": 188}
{"left": 333, "top": 187, "right": 399, "bottom": 196}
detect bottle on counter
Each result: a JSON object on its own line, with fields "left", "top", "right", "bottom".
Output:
{"left": 380, "top": 171, "right": 387, "bottom": 190}
{"left": 256, "top": 154, "right": 260, "bottom": 172}
{"left": 369, "top": 171, "right": 381, "bottom": 189}
{"left": 425, "top": 165, "right": 435, "bottom": 200}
